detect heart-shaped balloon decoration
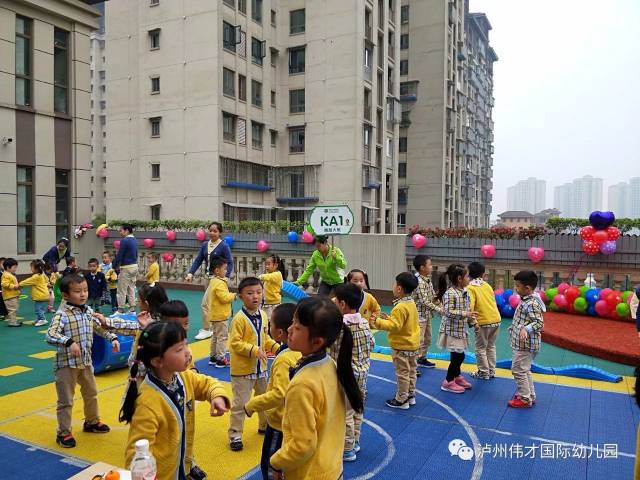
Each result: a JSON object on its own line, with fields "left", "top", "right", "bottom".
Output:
{"left": 588, "top": 211, "right": 615, "bottom": 231}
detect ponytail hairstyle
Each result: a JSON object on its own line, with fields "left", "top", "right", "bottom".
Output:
{"left": 266, "top": 253, "right": 286, "bottom": 277}
{"left": 346, "top": 269, "right": 371, "bottom": 291}
{"left": 436, "top": 264, "right": 467, "bottom": 301}
{"left": 30, "top": 259, "right": 45, "bottom": 275}
{"left": 120, "top": 321, "right": 187, "bottom": 423}
{"left": 294, "top": 297, "right": 364, "bottom": 413}
{"left": 137, "top": 282, "right": 169, "bottom": 318}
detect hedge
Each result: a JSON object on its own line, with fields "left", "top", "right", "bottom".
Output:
{"left": 106, "top": 219, "right": 306, "bottom": 234}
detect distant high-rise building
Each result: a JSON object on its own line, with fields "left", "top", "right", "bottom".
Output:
{"left": 553, "top": 175, "right": 603, "bottom": 218}
{"left": 608, "top": 177, "right": 640, "bottom": 218}
{"left": 506, "top": 177, "right": 545, "bottom": 214}
{"left": 630, "top": 177, "right": 640, "bottom": 218}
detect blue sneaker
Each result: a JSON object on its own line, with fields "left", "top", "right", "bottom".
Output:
{"left": 343, "top": 449, "right": 357, "bottom": 462}
{"left": 354, "top": 441, "right": 361, "bottom": 453}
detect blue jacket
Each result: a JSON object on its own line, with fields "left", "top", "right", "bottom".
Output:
{"left": 86, "top": 271, "right": 107, "bottom": 299}
{"left": 188, "top": 241, "right": 233, "bottom": 277}
{"left": 113, "top": 235, "right": 138, "bottom": 269}
{"left": 43, "top": 245, "right": 71, "bottom": 272}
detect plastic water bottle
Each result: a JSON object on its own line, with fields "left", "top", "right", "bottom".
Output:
{"left": 130, "top": 439, "right": 157, "bottom": 480}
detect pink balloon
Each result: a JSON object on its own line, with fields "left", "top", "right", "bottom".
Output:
{"left": 113, "top": 240, "right": 121, "bottom": 249}
{"left": 195, "top": 229, "right": 206, "bottom": 241}
{"left": 162, "top": 252, "right": 174, "bottom": 263}
{"left": 301, "top": 231, "right": 314, "bottom": 244}
{"left": 98, "top": 228, "right": 109, "bottom": 239}
{"left": 480, "top": 244, "right": 496, "bottom": 258}
{"left": 508, "top": 294, "right": 521, "bottom": 308}
{"left": 527, "top": 247, "right": 545, "bottom": 263}
{"left": 166, "top": 230, "right": 177, "bottom": 241}
{"left": 257, "top": 240, "right": 269, "bottom": 253}
{"left": 595, "top": 299, "right": 610, "bottom": 316}
{"left": 538, "top": 291, "right": 547, "bottom": 303}
{"left": 599, "top": 288, "right": 613, "bottom": 300}
{"left": 557, "top": 283, "right": 570, "bottom": 295}
{"left": 494, "top": 288, "right": 504, "bottom": 296}
{"left": 411, "top": 234, "right": 427, "bottom": 249}
{"left": 553, "top": 294, "right": 568, "bottom": 309}
{"left": 143, "top": 238, "right": 155, "bottom": 248}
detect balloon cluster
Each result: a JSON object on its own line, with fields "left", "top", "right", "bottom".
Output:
{"left": 579, "top": 211, "right": 620, "bottom": 256}
{"left": 542, "top": 282, "right": 632, "bottom": 319}
{"left": 494, "top": 288, "right": 521, "bottom": 318}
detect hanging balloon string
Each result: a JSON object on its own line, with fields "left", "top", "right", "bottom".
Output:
{"left": 565, "top": 253, "right": 587, "bottom": 285}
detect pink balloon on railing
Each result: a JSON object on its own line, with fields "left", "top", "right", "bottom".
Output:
{"left": 98, "top": 228, "right": 109, "bottom": 239}
{"left": 480, "top": 244, "right": 496, "bottom": 258}
{"left": 411, "top": 234, "right": 427, "bottom": 249}
{"left": 166, "top": 230, "right": 177, "bottom": 241}
{"left": 161, "top": 252, "right": 174, "bottom": 263}
{"left": 257, "top": 240, "right": 269, "bottom": 253}
{"left": 143, "top": 238, "right": 155, "bottom": 248}
{"left": 301, "top": 231, "right": 314, "bottom": 244}
{"left": 527, "top": 247, "right": 545, "bottom": 263}
{"left": 195, "top": 229, "right": 206, "bottom": 241}
{"left": 113, "top": 240, "right": 121, "bottom": 249}
{"left": 508, "top": 294, "right": 521, "bottom": 308}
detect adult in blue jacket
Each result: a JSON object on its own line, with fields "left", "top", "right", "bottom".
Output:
{"left": 42, "top": 238, "right": 70, "bottom": 272}
{"left": 113, "top": 223, "right": 139, "bottom": 312}
{"left": 185, "top": 221, "right": 233, "bottom": 340}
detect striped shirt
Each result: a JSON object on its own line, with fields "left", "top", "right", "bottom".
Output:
{"left": 509, "top": 294, "right": 545, "bottom": 352}
{"left": 439, "top": 287, "right": 475, "bottom": 339}
{"left": 329, "top": 313, "right": 375, "bottom": 392}
{"left": 413, "top": 274, "right": 442, "bottom": 323}
{"left": 46, "top": 303, "right": 117, "bottom": 370}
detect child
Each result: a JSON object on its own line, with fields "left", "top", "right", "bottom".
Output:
{"left": 18, "top": 259, "right": 50, "bottom": 327}
{"left": 145, "top": 252, "right": 160, "bottom": 284}
{"left": 99, "top": 252, "right": 114, "bottom": 308}
{"left": 345, "top": 269, "right": 381, "bottom": 322}
{"left": 44, "top": 264, "right": 59, "bottom": 313}
{"left": 1, "top": 258, "right": 21, "bottom": 327}
{"left": 412, "top": 255, "right": 442, "bottom": 369}
{"left": 332, "top": 283, "right": 375, "bottom": 461}
{"left": 121, "top": 322, "right": 230, "bottom": 480}
{"left": 269, "top": 297, "right": 363, "bottom": 479}
{"left": 466, "top": 261, "right": 501, "bottom": 380}
{"left": 45, "top": 274, "right": 119, "bottom": 448}
{"left": 85, "top": 258, "right": 107, "bottom": 313}
{"left": 228, "top": 277, "right": 280, "bottom": 452}
{"left": 0, "top": 257, "right": 8, "bottom": 319}
{"left": 207, "top": 256, "right": 236, "bottom": 367}
{"left": 436, "top": 264, "right": 479, "bottom": 394}
{"left": 508, "top": 270, "right": 545, "bottom": 408}
{"left": 244, "top": 304, "right": 300, "bottom": 480}
{"left": 61, "top": 256, "right": 79, "bottom": 277}
{"left": 370, "top": 272, "right": 420, "bottom": 409}
{"left": 160, "top": 299, "right": 191, "bottom": 333}
{"left": 259, "top": 253, "right": 285, "bottom": 321}
{"left": 105, "top": 262, "right": 118, "bottom": 313}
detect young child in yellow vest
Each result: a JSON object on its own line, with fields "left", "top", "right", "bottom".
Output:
{"left": 19, "top": 259, "right": 50, "bottom": 327}
{"left": 206, "top": 256, "right": 236, "bottom": 367}
{"left": 259, "top": 253, "right": 285, "bottom": 321}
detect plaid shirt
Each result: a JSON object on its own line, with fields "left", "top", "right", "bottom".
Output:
{"left": 439, "top": 287, "right": 475, "bottom": 339}
{"left": 46, "top": 303, "right": 117, "bottom": 370}
{"left": 329, "top": 313, "right": 375, "bottom": 392}
{"left": 509, "top": 294, "right": 545, "bottom": 352}
{"left": 413, "top": 274, "right": 442, "bottom": 323}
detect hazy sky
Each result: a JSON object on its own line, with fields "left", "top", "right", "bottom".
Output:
{"left": 469, "top": 0, "right": 640, "bottom": 216}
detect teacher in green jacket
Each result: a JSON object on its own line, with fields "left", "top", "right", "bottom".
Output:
{"left": 294, "top": 235, "right": 347, "bottom": 296}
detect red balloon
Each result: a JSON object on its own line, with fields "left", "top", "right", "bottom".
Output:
{"left": 606, "top": 226, "right": 621, "bottom": 241}
{"left": 579, "top": 226, "right": 595, "bottom": 240}
{"left": 594, "top": 300, "right": 610, "bottom": 316}
{"left": 606, "top": 291, "right": 622, "bottom": 308}
{"left": 599, "top": 288, "right": 613, "bottom": 300}
{"left": 582, "top": 240, "right": 599, "bottom": 256}
{"left": 592, "top": 230, "right": 608, "bottom": 245}
{"left": 565, "top": 286, "right": 580, "bottom": 303}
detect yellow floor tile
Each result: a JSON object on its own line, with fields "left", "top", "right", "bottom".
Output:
{"left": 0, "top": 365, "right": 32, "bottom": 376}
{"left": 28, "top": 351, "right": 57, "bottom": 360}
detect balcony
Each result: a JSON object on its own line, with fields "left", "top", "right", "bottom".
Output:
{"left": 362, "top": 164, "right": 381, "bottom": 189}
{"left": 275, "top": 166, "right": 319, "bottom": 203}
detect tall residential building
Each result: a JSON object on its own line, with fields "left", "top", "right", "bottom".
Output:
{"left": 0, "top": 0, "right": 99, "bottom": 269}
{"left": 553, "top": 175, "right": 603, "bottom": 218}
{"left": 90, "top": 1, "right": 106, "bottom": 218}
{"left": 398, "top": 0, "right": 497, "bottom": 230}
{"left": 106, "top": 0, "right": 402, "bottom": 233}
{"left": 608, "top": 178, "right": 640, "bottom": 218}
{"left": 506, "top": 177, "right": 546, "bottom": 214}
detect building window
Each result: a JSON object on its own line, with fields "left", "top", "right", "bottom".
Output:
{"left": 223, "top": 22, "right": 238, "bottom": 52}
{"left": 221, "top": 157, "right": 274, "bottom": 190}
{"left": 239, "top": 0, "right": 246, "bottom": 14}
{"left": 397, "top": 212, "right": 406, "bottom": 226}
{"left": 398, "top": 187, "right": 408, "bottom": 205}
{"left": 400, "top": 59, "right": 408, "bottom": 76}
{"left": 102, "top": 146, "right": 107, "bottom": 153}
{"left": 289, "top": 89, "right": 305, "bottom": 114}
{"left": 401, "top": 5, "right": 409, "bottom": 24}
{"left": 223, "top": 68, "right": 235, "bottom": 97}
{"left": 151, "top": 163, "right": 160, "bottom": 179}
{"left": 400, "top": 34, "right": 409, "bottom": 50}
{"left": 270, "top": 129, "right": 277, "bottom": 146}
{"left": 53, "top": 28, "right": 69, "bottom": 113}
{"left": 223, "top": 112, "right": 236, "bottom": 142}
{"left": 251, "top": 79, "right": 263, "bottom": 107}
{"left": 399, "top": 136, "right": 407, "bottom": 152}
{"left": 238, "top": 74, "right": 247, "bottom": 101}
{"left": 398, "top": 162, "right": 407, "bottom": 177}
{"left": 289, "top": 46, "right": 305, "bottom": 74}
{"left": 251, "top": 37, "right": 266, "bottom": 65}
{"left": 149, "top": 29, "right": 160, "bottom": 50}
{"left": 270, "top": 47, "right": 278, "bottom": 67}
{"left": 55, "top": 169, "right": 70, "bottom": 241}
{"left": 251, "top": 0, "right": 263, "bottom": 23}
{"left": 289, "top": 127, "right": 305, "bottom": 153}
{"left": 15, "top": 16, "right": 32, "bottom": 107}
{"left": 271, "top": 9, "right": 276, "bottom": 26}
{"left": 150, "top": 0, "right": 159, "bottom": 5}
{"left": 150, "top": 117, "right": 161, "bottom": 137}
{"left": 252, "top": 121, "right": 263, "bottom": 149}
{"left": 223, "top": 0, "right": 235, "bottom": 8}
{"left": 150, "top": 205, "right": 161, "bottom": 220}
{"left": 271, "top": 90, "right": 276, "bottom": 107}
{"left": 150, "top": 76, "right": 160, "bottom": 93}
{"left": 290, "top": 9, "right": 305, "bottom": 34}
{"left": 17, "top": 166, "right": 34, "bottom": 254}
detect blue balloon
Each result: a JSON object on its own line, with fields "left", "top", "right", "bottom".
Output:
{"left": 586, "top": 305, "right": 598, "bottom": 316}
{"left": 287, "top": 231, "right": 299, "bottom": 243}
{"left": 224, "top": 235, "right": 234, "bottom": 248}
{"left": 585, "top": 288, "right": 600, "bottom": 305}
{"left": 502, "top": 289, "right": 513, "bottom": 302}
{"left": 501, "top": 305, "right": 515, "bottom": 318}
{"left": 495, "top": 295, "right": 506, "bottom": 308}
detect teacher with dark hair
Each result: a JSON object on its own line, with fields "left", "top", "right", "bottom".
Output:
{"left": 42, "top": 238, "right": 71, "bottom": 272}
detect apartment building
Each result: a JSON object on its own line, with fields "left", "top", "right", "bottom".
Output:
{"left": 0, "top": 0, "right": 99, "bottom": 268}
{"left": 398, "top": 0, "right": 496, "bottom": 230}
{"left": 106, "top": 0, "right": 402, "bottom": 233}
{"left": 89, "top": 1, "right": 106, "bottom": 218}
{"left": 554, "top": 175, "right": 603, "bottom": 218}
{"left": 608, "top": 178, "right": 640, "bottom": 218}
{"left": 507, "top": 177, "right": 546, "bottom": 214}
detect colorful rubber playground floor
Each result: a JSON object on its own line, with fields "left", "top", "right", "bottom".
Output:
{"left": 1, "top": 289, "right": 638, "bottom": 479}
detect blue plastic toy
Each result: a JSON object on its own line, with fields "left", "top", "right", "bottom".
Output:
{"left": 92, "top": 312, "right": 136, "bottom": 373}
{"left": 281, "top": 281, "right": 309, "bottom": 301}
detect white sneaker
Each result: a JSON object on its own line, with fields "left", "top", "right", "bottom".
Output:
{"left": 194, "top": 329, "right": 212, "bottom": 340}
{"left": 34, "top": 319, "right": 48, "bottom": 327}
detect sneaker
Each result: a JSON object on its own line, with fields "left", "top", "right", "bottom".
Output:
{"left": 83, "top": 421, "right": 110, "bottom": 433}
{"left": 34, "top": 319, "right": 48, "bottom": 327}
{"left": 189, "top": 465, "right": 207, "bottom": 480}
{"left": 417, "top": 358, "right": 436, "bottom": 368}
{"left": 508, "top": 397, "right": 533, "bottom": 408}
{"left": 407, "top": 395, "right": 416, "bottom": 406}
{"left": 470, "top": 371, "right": 490, "bottom": 380}
{"left": 441, "top": 379, "right": 465, "bottom": 394}
{"left": 454, "top": 375, "right": 472, "bottom": 389}
{"left": 514, "top": 394, "right": 536, "bottom": 404}
{"left": 56, "top": 433, "right": 76, "bottom": 448}
{"left": 230, "top": 439, "right": 244, "bottom": 451}
{"left": 47, "top": 306, "right": 54, "bottom": 313}
{"left": 354, "top": 441, "right": 361, "bottom": 453}
{"left": 195, "top": 329, "right": 213, "bottom": 340}
{"left": 343, "top": 449, "right": 357, "bottom": 462}
{"left": 489, "top": 371, "right": 496, "bottom": 379}
{"left": 7, "top": 322, "right": 22, "bottom": 327}
{"left": 416, "top": 370, "right": 423, "bottom": 378}
{"left": 385, "top": 398, "right": 410, "bottom": 410}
